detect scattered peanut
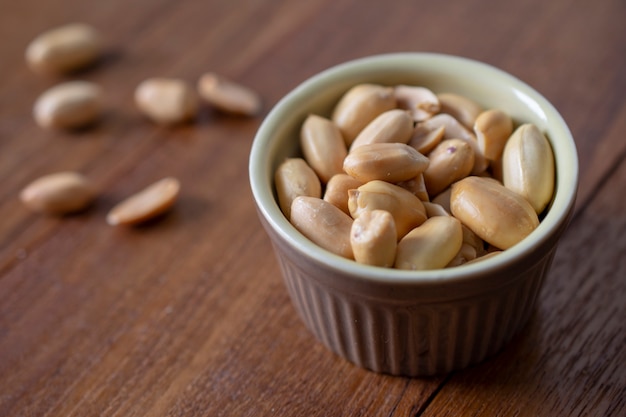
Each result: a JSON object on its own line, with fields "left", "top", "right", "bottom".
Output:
{"left": 501, "top": 124, "right": 555, "bottom": 214}
{"left": 20, "top": 172, "right": 96, "bottom": 215}
{"left": 26, "top": 23, "right": 101, "bottom": 74}
{"left": 350, "top": 210, "right": 397, "bottom": 267}
{"left": 34, "top": 81, "right": 102, "bottom": 130}
{"left": 106, "top": 177, "right": 180, "bottom": 226}
{"left": 275, "top": 158, "right": 322, "bottom": 220}
{"left": 300, "top": 114, "right": 347, "bottom": 183}
{"left": 197, "top": 72, "right": 262, "bottom": 116}
{"left": 135, "top": 78, "right": 198, "bottom": 125}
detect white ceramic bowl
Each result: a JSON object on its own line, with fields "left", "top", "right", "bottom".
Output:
{"left": 249, "top": 53, "right": 578, "bottom": 376}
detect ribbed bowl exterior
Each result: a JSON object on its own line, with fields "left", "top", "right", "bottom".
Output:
{"left": 268, "top": 229, "right": 555, "bottom": 376}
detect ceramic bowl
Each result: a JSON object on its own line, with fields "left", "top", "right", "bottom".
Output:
{"left": 248, "top": 53, "right": 578, "bottom": 376}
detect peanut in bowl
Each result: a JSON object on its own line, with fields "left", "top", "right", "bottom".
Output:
{"left": 248, "top": 53, "right": 578, "bottom": 376}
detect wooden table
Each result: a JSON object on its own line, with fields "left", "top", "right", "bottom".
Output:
{"left": 1, "top": 0, "right": 624, "bottom": 415}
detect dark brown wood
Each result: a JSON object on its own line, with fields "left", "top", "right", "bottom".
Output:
{"left": 0, "top": 0, "right": 624, "bottom": 416}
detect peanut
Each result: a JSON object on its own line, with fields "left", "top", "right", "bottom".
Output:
{"left": 431, "top": 188, "right": 452, "bottom": 213}
{"left": 423, "top": 138, "right": 475, "bottom": 197}
{"left": 395, "top": 216, "right": 463, "bottom": 270}
{"left": 33, "top": 81, "right": 102, "bottom": 130}
{"left": 417, "top": 113, "right": 488, "bottom": 174}
{"left": 474, "top": 109, "right": 513, "bottom": 161}
{"left": 135, "top": 78, "right": 198, "bottom": 125}
{"left": 331, "top": 84, "right": 396, "bottom": 146}
{"left": 290, "top": 196, "right": 354, "bottom": 259}
{"left": 437, "top": 93, "right": 483, "bottom": 129}
{"left": 26, "top": 23, "right": 101, "bottom": 74}
{"left": 394, "top": 85, "right": 440, "bottom": 122}
{"left": 197, "top": 72, "right": 262, "bottom": 116}
{"left": 501, "top": 124, "right": 555, "bottom": 214}
{"left": 323, "top": 174, "right": 363, "bottom": 214}
{"left": 447, "top": 243, "right": 478, "bottom": 267}
{"left": 300, "top": 114, "right": 347, "bottom": 183}
{"left": 423, "top": 201, "right": 450, "bottom": 218}
{"left": 348, "top": 180, "right": 427, "bottom": 240}
{"left": 408, "top": 125, "right": 445, "bottom": 155}
{"left": 350, "top": 210, "right": 397, "bottom": 267}
{"left": 464, "top": 251, "right": 503, "bottom": 265}
{"left": 106, "top": 177, "right": 180, "bottom": 226}
{"left": 350, "top": 109, "right": 413, "bottom": 151}
{"left": 275, "top": 158, "right": 322, "bottom": 219}
{"left": 450, "top": 176, "right": 539, "bottom": 249}
{"left": 343, "top": 142, "right": 430, "bottom": 183}
{"left": 396, "top": 173, "right": 429, "bottom": 202}
{"left": 20, "top": 171, "right": 96, "bottom": 215}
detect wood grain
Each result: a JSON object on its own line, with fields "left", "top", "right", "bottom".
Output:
{"left": 0, "top": 0, "right": 624, "bottom": 416}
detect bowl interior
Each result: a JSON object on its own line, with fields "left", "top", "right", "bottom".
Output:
{"left": 249, "top": 53, "right": 578, "bottom": 288}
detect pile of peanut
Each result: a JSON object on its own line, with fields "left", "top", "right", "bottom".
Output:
{"left": 275, "top": 83, "right": 555, "bottom": 270}
{"left": 21, "top": 23, "right": 261, "bottom": 225}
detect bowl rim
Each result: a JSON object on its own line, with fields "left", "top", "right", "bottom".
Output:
{"left": 249, "top": 52, "right": 578, "bottom": 288}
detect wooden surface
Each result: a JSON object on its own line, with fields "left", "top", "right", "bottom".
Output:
{"left": 1, "top": 0, "right": 624, "bottom": 415}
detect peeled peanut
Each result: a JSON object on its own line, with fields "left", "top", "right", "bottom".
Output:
{"left": 323, "top": 174, "right": 363, "bottom": 214}
{"left": 350, "top": 109, "right": 413, "bottom": 151}
{"left": 395, "top": 216, "right": 463, "bottom": 270}
{"left": 397, "top": 173, "right": 429, "bottom": 202}
{"left": 474, "top": 109, "right": 513, "bottom": 161}
{"left": 437, "top": 93, "right": 483, "bottom": 129}
{"left": 417, "top": 114, "right": 488, "bottom": 174}
{"left": 274, "top": 158, "right": 322, "bottom": 219}
{"left": 461, "top": 224, "right": 487, "bottom": 257}
{"left": 394, "top": 85, "right": 439, "bottom": 122}
{"left": 432, "top": 188, "right": 452, "bottom": 213}
{"left": 447, "top": 243, "right": 478, "bottom": 267}
{"left": 300, "top": 114, "right": 347, "bottom": 183}
{"left": 408, "top": 125, "right": 445, "bottom": 155}
{"left": 197, "top": 72, "right": 261, "bottom": 116}
{"left": 106, "top": 177, "right": 180, "bottom": 226}
{"left": 290, "top": 196, "right": 354, "bottom": 259}
{"left": 450, "top": 176, "right": 539, "bottom": 249}
{"left": 343, "top": 142, "right": 430, "bottom": 183}
{"left": 465, "top": 251, "right": 503, "bottom": 265}
{"left": 34, "top": 81, "right": 102, "bottom": 130}
{"left": 135, "top": 78, "right": 198, "bottom": 125}
{"left": 26, "top": 23, "right": 101, "bottom": 74}
{"left": 501, "top": 124, "right": 555, "bottom": 214}
{"left": 423, "top": 202, "right": 450, "bottom": 217}
{"left": 331, "top": 84, "right": 396, "bottom": 146}
{"left": 350, "top": 210, "right": 397, "bottom": 267}
{"left": 20, "top": 171, "right": 96, "bottom": 214}
{"left": 423, "top": 139, "right": 475, "bottom": 197}
{"left": 348, "top": 180, "right": 427, "bottom": 239}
